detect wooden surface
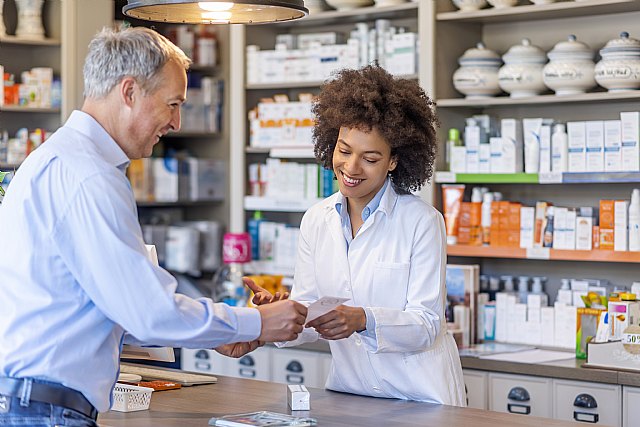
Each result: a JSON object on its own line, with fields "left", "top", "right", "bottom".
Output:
{"left": 99, "top": 375, "right": 581, "bottom": 427}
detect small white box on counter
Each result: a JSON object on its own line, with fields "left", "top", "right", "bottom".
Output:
{"left": 287, "top": 385, "right": 310, "bottom": 411}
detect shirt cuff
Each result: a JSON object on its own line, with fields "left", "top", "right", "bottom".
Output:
{"left": 359, "top": 307, "right": 377, "bottom": 339}
{"left": 231, "top": 307, "right": 262, "bottom": 342}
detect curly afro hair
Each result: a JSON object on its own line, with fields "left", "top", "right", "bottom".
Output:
{"left": 313, "top": 64, "right": 438, "bottom": 193}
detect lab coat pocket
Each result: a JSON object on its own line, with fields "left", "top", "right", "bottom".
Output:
{"left": 371, "top": 261, "right": 410, "bottom": 309}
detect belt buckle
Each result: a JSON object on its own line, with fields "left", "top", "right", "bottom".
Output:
{"left": 0, "top": 394, "right": 10, "bottom": 413}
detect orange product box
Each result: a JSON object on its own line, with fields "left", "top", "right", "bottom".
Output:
{"left": 592, "top": 226, "right": 600, "bottom": 249}
{"left": 469, "top": 202, "right": 482, "bottom": 246}
{"left": 457, "top": 202, "right": 472, "bottom": 244}
{"left": 533, "top": 201, "right": 549, "bottom": 247}
{"left": 599, "top": 200, "right": 614, "bottom": 250}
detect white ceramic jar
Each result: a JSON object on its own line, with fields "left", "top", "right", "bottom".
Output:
{"left": 498, "top": 39, "right": 547, "bottom": 98}
{"left": 530, "top": 0, "right": 556, "bottom": 4}
{"left": 451, "top": 0, "right": 487, "bottom": 12}
{"left": 452, "top": 42, "right": 502, "bottom": 98}
{"left": 15, "top": 0, "right": 45, "bottom": 40}
{"left": 595, "top": 32, "right": 640, "bottom": 92}
{"left": 487, "top": 0, "right": 518, "bottom": 8}
{"left": 543, "top": 35, "right": 596, "bottom": 96}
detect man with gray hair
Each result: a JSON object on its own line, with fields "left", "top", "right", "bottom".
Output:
{"left": 0, "top": 26, "right": 307, "bottom": 426}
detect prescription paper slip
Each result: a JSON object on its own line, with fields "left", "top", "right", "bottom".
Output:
{"left": 305, "top": 297, "right": 349, "bottom": 323}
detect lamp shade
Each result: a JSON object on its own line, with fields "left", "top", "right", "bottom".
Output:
{"left": 123, "top": 0, "right": 309, "bottom": 24}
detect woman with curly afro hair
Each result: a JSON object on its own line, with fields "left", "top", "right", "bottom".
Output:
{"left": 253, "top": 65, "right": 465, "bottom": 406}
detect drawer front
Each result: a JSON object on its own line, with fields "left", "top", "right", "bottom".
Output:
{"left": 226, "top": 346, "right": 272, "bottom": 381}
{"left": 489, "top": 373, "right": 552, "bottom": 417}
{"left": 181, "top": 348, "right": 229, "bottom": 375}
{"left": 463, "top": 369, "right": 488, "bottom": 410}
{"left": 623, "top": 386, "right": 640, "bottom": 427}
{"left": 271, "top": 348, "right": 322, "bottom": 388}
{"left": 553, "top": 379, "right": 621, "bottom": 427}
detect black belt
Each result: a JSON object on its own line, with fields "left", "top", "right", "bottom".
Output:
{"left": 0, "top": 377, "right": 98, "bottom": 420}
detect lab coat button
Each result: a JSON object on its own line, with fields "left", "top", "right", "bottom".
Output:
{"left": 355, "top": 338, "right": 362, "bottom": 345}
{"left": 373, "top": 386, "right": 381, "bottom": 393}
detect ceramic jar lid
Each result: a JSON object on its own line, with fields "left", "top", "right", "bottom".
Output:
{"left": 458, "top": 42, "right": 502, "bottom": 66}
{"left": 600, "top": 32, "right": 640, "bottom": 58}
{"left": 502, "top": 38, "right": 547, "bottom": 64}
{"left": 548, "top": 35, "right": 593, "bottom": 61}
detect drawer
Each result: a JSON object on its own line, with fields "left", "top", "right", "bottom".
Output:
{"left": 181, "top": 348, "right": 229, "bottom": 375}
{"left": 271, "top": 348, "right": 323, "bottom": 388}
{"left": 463, "top": 369, "right": 488, "bottom": 410}
{"left": 553, "top": 379, "right": 621, "bottom": 426}
{"left": 317, "top": 352, "right": 332, "bottom": 388}
{"left": 226, "top": 346, "right": 272, "bottom": 381}
{"left": 623, "top": 386, "right": 640, "bottom": 427}
{"left": 489, "top": 372, "right": 552, "bottom": 418}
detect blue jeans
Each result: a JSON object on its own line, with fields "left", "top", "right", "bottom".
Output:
{"left": 0, "top": 379, "right": 97, "bottom": 427}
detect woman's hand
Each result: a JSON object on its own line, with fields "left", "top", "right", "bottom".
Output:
{"left": 243, "top": 277, "right": 289, "bottom": 305}
{"left": 306, "top": 305, "right": 366, "bottom": 340}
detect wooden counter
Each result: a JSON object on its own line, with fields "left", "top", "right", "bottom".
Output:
{"left": 99, "top": 375, "right": 580, "bottom": 427}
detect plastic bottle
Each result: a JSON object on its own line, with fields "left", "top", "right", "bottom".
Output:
{"left": 489, "top": 276, "right": 500, "bottom": 301}
{"left": 247, "top": 210, "right": 263, "bottom": 261}
{"left": 543, "top": 206, "right": 555, "bottom": 248}
{"left": 629, "top": 188, "right": 640, "bottom": 251}
{"left": 501, "top": 275, "right": 515, "bottom": 294}
{"left": 517, "top": 275, "right": 529, "bottom": 304}
{"left": 470, "top": 187, "right": 483, "bottom": 245}
{"left": 525, "top": 131, "right": 540, "bottom": 174}
{"left": 213, "top": 233, "right": 251, "bottom": 306}
{"left": 556, "top": 278, "right": 573, "bottom": 305}
{"left": 551, "top": 123, "right": 568, "bottom": 173}
{"left": 446, "top": 128, "right": 462, "bottom": 171}
{"left": 481, "top": 192, "right": 494, "bottom": 246}
{"left": 531, "top": 276, "right": 549, "bottom": 306}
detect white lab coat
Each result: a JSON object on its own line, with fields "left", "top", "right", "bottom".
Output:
{"left": 287, "top": 183, "right": 466, "bottom": 406}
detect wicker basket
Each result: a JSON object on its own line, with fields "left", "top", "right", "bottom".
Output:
{"left": 111, "top": 383, "right": 154, "bottom": 412}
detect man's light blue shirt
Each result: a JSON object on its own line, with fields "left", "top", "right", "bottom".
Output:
{"left": 334, "top": 179, "right": 389, "bottom": 338}
{"left": 0, "top": 111, "right": 261, "bottom": 412}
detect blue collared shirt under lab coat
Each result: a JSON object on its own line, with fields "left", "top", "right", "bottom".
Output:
{"left": 0, "top": 111, "right": 261, "bottom": 412}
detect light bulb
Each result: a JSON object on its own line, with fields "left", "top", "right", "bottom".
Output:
{"left": 198, "top": 1, "right": 234, "bottom": 11}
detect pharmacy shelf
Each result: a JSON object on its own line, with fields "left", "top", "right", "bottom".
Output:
{"left": 435, "top": 171, "right": 640, "bottom": 185}
{"left": 436, "top": 0, "right": 640, "bottom": 23}
{"left": 189, "top": 64, "right": 218, "bottom": 74}
{"left": 136, "top": 200, "right": 223, "bottom": 208}
{"left": 246, "top": 146, "right": 315, "bottom": 159}
{"left": 0, "top": 35, "right": 60, "bottom": 46}
{"left": 244, "top": 196, "right": 322, "bottom": 212}
{"left": 277, "top": 2, "right": 418, "bottom": 28}
{"left": 246, "top": 74, "right": 418, "bottom": 90}
{"left": 0, "top": 106, "right": 61, "bottom": 113}
{"left": 447, "top": 245, "right": 640, "bottom": 263}
{"left": 436, "top": 90, "right": 640, "bottom": 108}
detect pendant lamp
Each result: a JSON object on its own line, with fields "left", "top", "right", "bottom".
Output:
{"left": 122, "top": 0, "right": 309, "bottom": 24}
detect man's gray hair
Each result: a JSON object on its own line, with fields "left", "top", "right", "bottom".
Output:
{"left": 83, "top": 26, "right": 191, "bottom": 99}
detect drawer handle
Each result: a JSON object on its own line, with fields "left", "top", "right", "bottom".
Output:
{"left": 507, "top": 403, "right": 531, "bottom": 415}
{"left": 574, "top": 393, "right": 598, "bottom": 409}
{"left": 239, "top": 368, "right": 256, "bottom": 378}
{"left": 286, "top": 374, "right": 304, "bottom": 384}
{"left": 574, "top": 411, "right": 599, "bottom": 423}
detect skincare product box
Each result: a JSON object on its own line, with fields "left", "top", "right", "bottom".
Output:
{"left": 540, "top": 124, "right": 552, "bottom": 173}
{"left": 585, "top": 121, "right": 604, "bottom": 172}
{"left": 500, "top": 119, "right": 523, "bottom": 173}
{"left": 287, "top": 385, "right": 310, "bottom": 410}
{"left": 620, "top": 112, "right": 640, "bottom": 172}
{"left": 520, "top": 206, "right": 535, "bottom": 249}
{"left": 567, "top": 121, "right": 586, "bottom": 172}
{"left": 604, "top": 120, "right": 622, "bottom": 172}
{"left": 614, "top": 200, "right": 629, "bottom": 251}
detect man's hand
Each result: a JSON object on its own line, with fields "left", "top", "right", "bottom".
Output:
{"left": 215, "top": 340, "right": 263, "bottom": 358}
{"left": 256, "top": 299, "right": 307, "bottom": 342}
{"left": 244, "top": 277, "right": 289, "bottom": 305}
{"left": 306, "top": 305, "right": 366, "bottom": 340}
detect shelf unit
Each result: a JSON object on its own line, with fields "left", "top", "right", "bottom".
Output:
{"left": 229, "top": 1, "right": 429, "bottom": 231}
{"left": 0, "top": 0, "right": 112, "bottom": 165}
{"left": 447, "top": 245, "right": 640, "bottom": 264}
{"left": 429, "top": 0, "right": 640, "bottom": 297}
